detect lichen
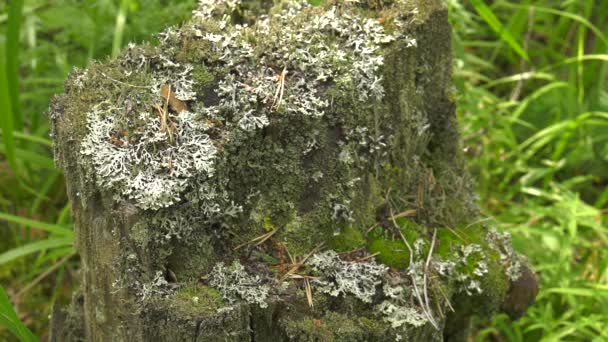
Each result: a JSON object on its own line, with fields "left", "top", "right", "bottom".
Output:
{"left": 308, "top": 250, "right": 388, "bottom": 303}
{"left": 208, "top": 260, "right": 271, "bottom": 308}
{"left": 136, "top": 271, "right": 173, "bottom": 302}
{"left": 80, "top": 102, "right": 217, "bottom": 210}
{"left": 307, "top": 250, "right": 430, "bottom": 332}
{"left": 485, "top": 228, "right": 523, "bottom": 281}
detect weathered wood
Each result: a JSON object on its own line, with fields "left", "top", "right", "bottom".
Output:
{"left": 49, "top": 1, "right": 537, "bottom": 341}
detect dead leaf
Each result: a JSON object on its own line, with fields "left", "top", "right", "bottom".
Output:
{"left": 160, "top": 83, "right": 189, "bottom": 114}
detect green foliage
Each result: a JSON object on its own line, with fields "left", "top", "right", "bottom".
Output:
{"left": 450, "top": 0, "right": 608, "bottom": 339}
{"left": 0, "top": 286, "right": 37, "bottom": 342}
{"left": 468, "top": 0, "right": 529, "bottom": 61}
{"left": 0, "top": 0, "right": 197, "bottom": 338}
{"left": 6, "top": 0, "right": 24, "bottom": 131}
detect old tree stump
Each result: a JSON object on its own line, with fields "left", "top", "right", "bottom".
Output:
{"left": 48, "top": 0, "right": 538, "bottom": 341}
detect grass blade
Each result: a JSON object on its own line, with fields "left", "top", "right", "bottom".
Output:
{"left": 0, "top": 286, "right": 38, "bottom": 342}
{"left": 0, "top": 45, "right": 19, "bottom": 175}
{"left": 0, "top": 144, "right": 55, "bottom": 170}
{"left": 12, "top": 131, "right": 53, "bottom": 147}
{"left": 0, "top": 212, "right": 73, "bottom": 237}
{"left": 112, "top": 0, "right": 131, "bottom": 58}
{"left": 6, "top": 0, "right": 25, "bottom": 131}
{"left": 469, "top": 0, "right": 530, "bottom": 62}
{"left": 497, "top": 2, "right": 608, "bottom": 47}
{"left": 0, "top": 237, "right": 73, "bottom": 265}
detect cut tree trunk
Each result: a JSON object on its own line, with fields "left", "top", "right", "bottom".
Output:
{"left": 48, "top": 1, "right": 537, "bottom": 341}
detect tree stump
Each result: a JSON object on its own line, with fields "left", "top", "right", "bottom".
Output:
{"left": 48, "top": 0, "right": 537, "bottom": 341}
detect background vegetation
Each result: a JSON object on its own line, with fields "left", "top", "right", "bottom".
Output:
{"left": 0, "top": 0, "right": 606, "bottom": 340}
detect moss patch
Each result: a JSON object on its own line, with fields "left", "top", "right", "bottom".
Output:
{"left": 328, "top": 226, "right": 365, "bottom": 252}
{"left": 168, "top": 284, "right": 224, "bottom": 317}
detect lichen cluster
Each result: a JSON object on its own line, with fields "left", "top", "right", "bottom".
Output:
{"left": 81, "top": 102, "right": 217, "bottom": 210}
{"left": 308, "top": 250, "right": 388, "bottom": 303}
{"left": 206, "top": 250, "right": 430, "bottom": 331}
{"left": 78, "top": 0, "right": 405, "bottom": 212}
{"left": 308, "top": 250, "right": 431, "bottom": 329}
{"left": 208, "top": 261, "right": 271, "bottom": 308}
{"left": 486, "top": 229, "right": 523, "bottom": 281}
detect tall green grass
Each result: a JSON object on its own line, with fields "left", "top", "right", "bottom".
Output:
{"left": 450, "top": 0, "right": 608, "bottom": 340}
{"left": 0, "top": 0, "right": 606, "bottom": 340}
{"left": 0, "top": 0, "right": 197, "bottom": 339}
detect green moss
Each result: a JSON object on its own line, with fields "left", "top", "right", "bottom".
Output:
{"left": 368, "top": 238, "right": 409, "bottom": 269}
{"left": 191, "top": 64, "right": 215, "bottom": 89}
{"left": 435, "top": 228, "right": 462, "bottom": 259}
{"left": 328, "top": 226, "right": 365, "bottom": 252}
{"left": 366, "top": 223, "right": 421, "bottom": 269}
{"left": 435, "top": 223, "right": 488, "bottom": 259}
{"left": 307, "top": 0, "right": 325, "bottom": 6}
{"left": 263, "top": 216, "right": 276, "bottom": 232}
{"left": 169, "top": 284, "right": 224, "bottom": 316}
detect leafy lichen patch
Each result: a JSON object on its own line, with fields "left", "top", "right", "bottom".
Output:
{"left": 208, "top": 260, "right": 271, "bottom": 308}
{"left": 308, "top": 250, "right": 388, "bottom": 303}
{"left": 81, "top": 103, "right": 217, "bottom": 210}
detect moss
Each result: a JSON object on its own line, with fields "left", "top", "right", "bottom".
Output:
{"left": 328, "top": 226, "right": 365, "bottom": 252}
{"left": 435, "top": 223, "right": 487, "bottom": 259}
{"left": 368, "top": 238, "right": 409, "bottom": 269}
{"left": 263, "top": 216, "right": 276, "bottom": 232}
{"left": 191, "top": 64, "right": 215, "bottom": 94}
{"left": 307, "top": 0, "right": 325, "bottom": 6}
{"left": 435, "top": 228, "right": 463, "bottom": 259}
{"left": 283, "top": 312, "right": 389, "bottom": 342}
{"left": 366, "top": 223, "right": 421, "bottom": 269}
{"left": 168, "top": 284, "right": 224, "bottom": 316}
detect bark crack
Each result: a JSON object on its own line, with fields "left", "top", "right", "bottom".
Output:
{"left": 249, "top": 308, "right": 255, "bottom": 342}
{"left": 193, "top": 319, "right": 203, "bottom": 342}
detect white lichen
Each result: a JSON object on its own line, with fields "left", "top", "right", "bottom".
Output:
{"left": 81, "top": 103, "right": 217, "bottom": 210}
{"left": 378, "top": 301, "right": 427, "bottom": 328}
{"left": 454, "top": 243, "right": 488, "bottom": 295}
{"left": 486, "top": 228, "right": 523, "bottom": 281}
{"left": 307, "top": 250, "right": 387, "bottom": 303}
{"left": 377, "top": 283, "right": 428, "bottom": 329}
{"left": 208, "top": 261, "right": 270, "bottom": 308}
{"left": 190, "top": 1, "right": 397, "bottom": 133}
{"left": 137, "top": 270, "right": 172, "bottom": 302}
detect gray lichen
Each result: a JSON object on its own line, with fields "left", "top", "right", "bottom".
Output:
{"left": 208, "top": 261, "right": 271, "bottom": 308}
{"left": 81, "top": 102, "right": 217, "bottom": 210}
{"left": 308, "top": 250, "right": 388, "bottom": 303}
{"left": 486, "top": 228, "right": 523, "bottom": 281}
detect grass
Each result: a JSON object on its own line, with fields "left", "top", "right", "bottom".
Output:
{"left": 0, "top": 0, "right": 197, "bottom": 339}
{"left": 450, "top": 0, "right": 608, "bottom": 339}
{"left": 0, "top": 0, "right": 607, "bottom": 340}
